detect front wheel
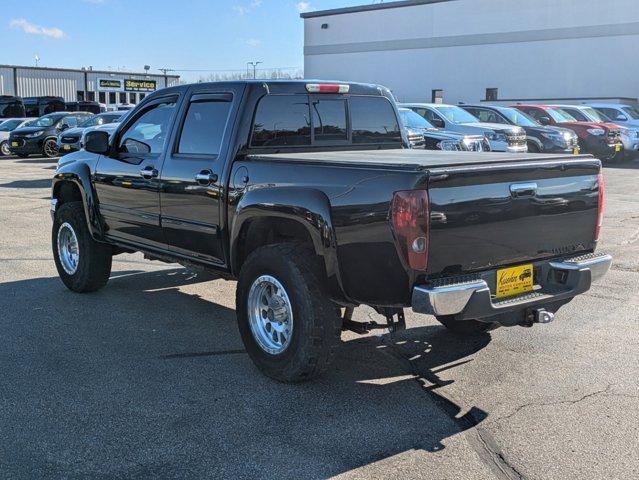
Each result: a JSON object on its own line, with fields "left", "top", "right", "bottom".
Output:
{"left": 0, "top": 141, "right": 10, "bottom": 157}
{"left": 52, "top": 201, "right": 112, "bottom": 292}
{"left": 43, "top": 138, "right": 58, "bottom": 158}
{"left": 236, "top": 243, "right": 342, "bottom": 382}
{"left": 435, "top": 315, "right": 498, "bottom": 336}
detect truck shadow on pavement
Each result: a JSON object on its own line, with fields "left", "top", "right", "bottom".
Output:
{"left": 0, "top": 267, "right": 490, "bottom": 479}
{"left": 0, "top": 178, "right": 52, "bottom": 189}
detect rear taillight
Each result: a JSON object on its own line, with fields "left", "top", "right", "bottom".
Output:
{"left": 391, "top": 190, "right": 430, "bottom": 270}
{"left": 595, "top": 172, "right": 605, "bottom": 241}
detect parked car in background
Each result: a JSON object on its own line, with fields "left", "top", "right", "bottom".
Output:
{"left": 0, "top": 95, "right": 26, "bottom": 118}
{"left": 65, "top": 101, "right": 105, "bottom": 114}
{"left": 554, "top": 104, "right": 638, "bottom": 159}
{"left": 460, "top": 104, "right": 579, "bottom": 154}
{"left": 512, "top": 104, "right": 622, "bottom": 161}
{"left": 401, "top": 103, "right": 527, "bottom": 152}
{"left": 588, "top": 103, "right": 639, "bottom": 129}
{"left": 0, "top": 118, "right": 36, "bottom": 156}
{"left": 9, "top": 111, "right": 93, "bottom": 158}
{"left": 23, "top": 96, "right": 66, "bottom": 117}
{"left": 106, "top": 104, "right": 135, "bottom": 112}
{"left": 398, "top": 107, "right": 488, "bottom": 151}
{"left": 57, "top": 111, "right": 126, "bottom": 155}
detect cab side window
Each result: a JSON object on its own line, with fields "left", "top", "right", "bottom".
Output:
{"left": 118, "top": 99, "right": 176, "bottom": 154}
{"left": 177, "top": 97, "right": 232, "bottom": 156}
{"left": 562, "top": 108, "right": 587, "bottom": 122}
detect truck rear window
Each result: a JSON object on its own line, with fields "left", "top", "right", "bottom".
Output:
{"left": 250, "top": 94, "right": 402, "bottom": 148}
{"left": 350, "top": 96, "right": 401, "bottom": 144}
{"left": 251, "top": 96, "right": 311, "bottom": 147}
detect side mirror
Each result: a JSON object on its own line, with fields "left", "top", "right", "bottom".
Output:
{"left": 431, "top": 117, "right": 445, "bottom": 128}
{"left": 59, "top": 124, "right": 69, "bottom": 131}
{"left": 85, "top": 131, "right": 110, "bottom": 154}
{"left": 538, "top": 116, "right": 551, "bottom": 126}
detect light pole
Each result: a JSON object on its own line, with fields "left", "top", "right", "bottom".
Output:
{"left": 246, "top": 61, "right": 262, "bottom": 79}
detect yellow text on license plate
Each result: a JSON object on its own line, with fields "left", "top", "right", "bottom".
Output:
{"left": 496, "top": 264, "right": 534, "bottom": 299}
{"left": 572, "top": 147, "right": 580, "bottom": 155}
{"left": 11, "top": 141, "right": 18, "bottom": 147}
{"left": 63, "top": 144, "right": 70, "bottom": 150}
{"left": 615, "top": 144, "right": 622, "bottom": 152}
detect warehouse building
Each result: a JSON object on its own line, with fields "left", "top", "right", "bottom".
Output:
{"left": 302, "top": 0, "right": 639, "bottom": 105}
{"left": 0, "top": 65, "right": 180, "bottom": 106}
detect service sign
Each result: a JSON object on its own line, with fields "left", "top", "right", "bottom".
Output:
{"left": 98, "top": 78, "right": 123, "bottom": 91}
{"left": 124, "top": 79, "right": 157, "bottom": 92}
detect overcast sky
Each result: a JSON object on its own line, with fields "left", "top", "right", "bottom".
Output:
{"left": 2, "top": 0, "right": 364, "bottom": 81}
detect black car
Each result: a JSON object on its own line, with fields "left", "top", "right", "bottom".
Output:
{"left": 399, "top": 107, "right": 488, "bottom": 151}
{"left": 0, "top": 95, "right": 25, "bottom": 118}
{"left": 23, "top": 96, "right": 66, "bottom": 117}
{"left": 9, "top": 112, "right": 93, "bottom": 158}
{"left": 460, "top": 104, "right": 580, "bottom": 154}
{"left": 57, "top": 111, "right": 125, "bottom": 155}
{"left": 65, "top": 101, "right": 104, "bottom": 114}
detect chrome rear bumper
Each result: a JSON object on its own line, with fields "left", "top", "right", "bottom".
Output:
{"left": 412, "top": 252, "right": 612, "bottom": 318}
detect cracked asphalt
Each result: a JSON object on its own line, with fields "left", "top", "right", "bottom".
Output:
{"left": 0, "top": 154, "right": 637, "bottom": 480}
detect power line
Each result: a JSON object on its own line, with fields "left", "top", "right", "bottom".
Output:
{"left": 159, "top": 65, "right": 302, "bottom": 73}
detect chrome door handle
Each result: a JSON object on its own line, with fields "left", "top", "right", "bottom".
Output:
{"left": 195, "top": 170, "right": 218, "bottom": 185}
{"left": 510, "top": 182, "right": 537, "bottom": 197}
{"left": 139, "top": 166, "right": 158, "bottom": 179}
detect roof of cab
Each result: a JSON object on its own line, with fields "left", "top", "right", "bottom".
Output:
{"left": 146, "top": 80, "right": 391, "bottom": 98}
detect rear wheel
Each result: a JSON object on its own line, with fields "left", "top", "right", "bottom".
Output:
{"left": 43, "top": 138, "right": 58, "bottom": 158}
{"left": 0, "top": 141, "right": 10, "bottom": 157}
{"left": 236, "top": 243, "right": 342, "bottom": 382}
{"left": 436, "top": 315, "right": 497, "bottom": 336}
{"left": 52, "top": 202, "right": 112, "bottom": 292}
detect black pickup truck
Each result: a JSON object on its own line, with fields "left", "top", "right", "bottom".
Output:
{"left": 51, "top": 80, "right": 612, "bottom": 382}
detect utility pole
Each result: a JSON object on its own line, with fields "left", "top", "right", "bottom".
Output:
{"left": 246, "top": 61, "right": 262, "bottom": 79}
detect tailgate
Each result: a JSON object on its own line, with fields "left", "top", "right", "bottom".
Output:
{"left": 426, "top": 157, "right": 601, "bottom": 275}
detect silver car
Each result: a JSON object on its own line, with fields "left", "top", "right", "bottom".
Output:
{"left": 0, "top": 118, "right": 37, "bottom": 156}
{"left": 400, "top": 103, "right": 527, "bottom": 152}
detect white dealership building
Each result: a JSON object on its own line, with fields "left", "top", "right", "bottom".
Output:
{"left": 0, "top": 65, "right": 180, "bottom": 106}
{"left": 302, "top": 0, "right": 639, "bottom": 105}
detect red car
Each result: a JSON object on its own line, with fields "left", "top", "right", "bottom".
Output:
{"left": 512, "top": 104, "right": 622, "bottom": 161}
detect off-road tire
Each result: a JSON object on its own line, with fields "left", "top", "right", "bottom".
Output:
{"left": 436, "top": 315, "right": 497, "bottom": 336}
{"left": 236, "top": 243, "right": 342, "bottom": 382}
{"left": 52, "top": 201, "right": 112, "bottom": 292}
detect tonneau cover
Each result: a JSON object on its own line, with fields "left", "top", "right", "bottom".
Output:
{"left": 249, "top": 149, "right": 597, "bottom": 169}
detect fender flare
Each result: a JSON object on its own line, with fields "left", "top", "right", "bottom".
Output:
{"left": 51, "top": 162, "right": 103, "bottom": 239}
{"left": 230, "top": 186, "right": 348, "bottom": 300}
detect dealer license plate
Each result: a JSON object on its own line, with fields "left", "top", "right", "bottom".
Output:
{"left": 572, "top": 147, "right": 580, "bottom": 155}
{"left": 496, "top": 264, "right": 534, "bottom": 299}
{"left": 63, "top": 144, "right": 71, "bottom": 150}
{"left": 615, "top": 144, "right": 622, "bottom": 152}
{"left": 11, "top": 141, "right": 18, "bottom": 147}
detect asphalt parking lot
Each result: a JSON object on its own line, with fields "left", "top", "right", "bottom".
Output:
{"left": 0, "top": 154, "right": 637, "bottom": 480}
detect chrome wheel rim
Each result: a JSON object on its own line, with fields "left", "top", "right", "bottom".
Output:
{"left": 247, "top": 275, "right": 294, "bottom": 355}
{"left": 44, "top": 139, "right": 58, "bottom": 158}
{"left": 0, "top": 142, "right": 9, "bottom": 156}
{"left": 57, "top": 222, "right": 80, "bottom": 275}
